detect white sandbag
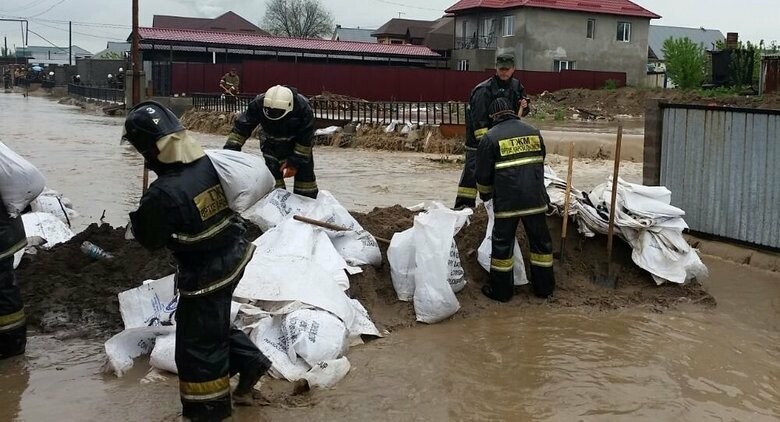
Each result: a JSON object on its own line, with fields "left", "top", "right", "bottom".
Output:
{"left": 304, "top": 358, "right": 351, "bottom": 389}
{"left": 0, "top": 142, "right": 46, "bottom": 217}
{"left": 205, "top": 149, "right": 275, "bottom": 213}
{"left": 29, "top": 194, "right": 78, "bottom": 225}
{"left": 250, "top": 317, "right": 309, "bottom": 381}
{"left": 21, "top": 212, "right": 74, "bottom": 249}
{"left": 388, "top": 228, "right": 416, "bottom": 301}
{"left": 283, "top": 309, "right": 349, "bottom": 367}
{"left": 447, "top": 240, "right": 467, "bottom": 293}
{"left": 242, "top": 188, "right": 317, "bottom": 232}
{"left": 104, "top": 325, "right": 175, "bottom": 377}
{"left": 149, "top": 332, "right": 178, "bottom": 374}
{"left": 234, "top": 250, "right": 358, "bottom": 334}
{"left": 307, "top": 191, "right": 381, "bottom": 267}
{"left": 118, "top": 274, "right": 177, "bottom": 329}
{"left": 412, "top": 208, "right": 465, "bottom": 324}
{"left": 253, "top": 218, "right": 357, "bottom": 291}
{"left": 477, "top": 200, "right": 529, "bottom": 286}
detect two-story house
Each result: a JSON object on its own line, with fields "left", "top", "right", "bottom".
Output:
{"left": 445, "top": 0, "right": 660, "bottom": 85}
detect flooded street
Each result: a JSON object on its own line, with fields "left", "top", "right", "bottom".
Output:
{"left": 0, "top": 94, "right": 778, "bottom": 421}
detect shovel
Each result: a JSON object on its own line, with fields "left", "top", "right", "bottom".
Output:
{"left": 292, "top": 215, "right": 391, "bottom": 244}
{"left": 557, "top": 142, "right": 575, "bottom": 263}
{"left": 594, "top": 124, "right": 623, "bottom": 288}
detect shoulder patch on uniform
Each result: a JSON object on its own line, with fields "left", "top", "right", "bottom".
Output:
{"left": 498, "top": 136, "right": 541, "bottom": 156}
{"left": 193, "top": 184, "right": 229, "bottom": 221}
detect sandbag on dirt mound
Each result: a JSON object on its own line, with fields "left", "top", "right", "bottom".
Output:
{"left": 350, "top": 204, "right": 715, "bottom": 332}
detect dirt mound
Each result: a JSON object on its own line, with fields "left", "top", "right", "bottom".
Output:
{"left": 17, "top": 205, "right": 713, "bottom": 337}
{"left": 350, "top": 204, "right": 715, "bottom": 332}
{"left": 181, "top": 108, "right": 237, "bottom": 136}
{"left": 534, "top": 87, "right": 780, "bottom": 119}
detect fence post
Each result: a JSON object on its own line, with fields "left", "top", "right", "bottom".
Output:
{"left": 643, "top": 98, "right": 665, "bottom": 186}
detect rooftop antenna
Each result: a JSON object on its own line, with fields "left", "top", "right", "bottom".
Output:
{"left": 397, "top": 11, "right": 405, "bottom": 18}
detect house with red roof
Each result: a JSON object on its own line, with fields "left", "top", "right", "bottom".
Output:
{"left": 445, "top": 0, "right": 660, "bottom": 85}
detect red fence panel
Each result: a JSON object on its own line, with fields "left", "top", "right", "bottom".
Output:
{"left": 173, "top": 60, "right": 626, "bottom": 101}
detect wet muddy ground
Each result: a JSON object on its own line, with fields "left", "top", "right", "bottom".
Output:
{"left": 0, "top": 94, "right": 778, "bottom": 421}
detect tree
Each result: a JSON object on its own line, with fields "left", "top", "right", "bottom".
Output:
{"left": 662, "top": 37, "right": 706, "bottom": 89}
{"left": 262, "top": 0, "right": 334, "bottom": 38}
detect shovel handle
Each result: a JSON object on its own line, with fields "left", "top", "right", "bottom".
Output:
{"left": 606, "top": 124, "right": 623, "bottom": 263}
{"left": 561, "top": 142, "right": 575, "bottom": 239}
{"left": 293, "top": 215, "right": 391, "bottom": 244}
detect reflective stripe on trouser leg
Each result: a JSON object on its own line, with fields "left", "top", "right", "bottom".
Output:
{"left": 489, "top": 216, "right": 521, "bottom": 301}
{"left": 0, "top": 257, "right": 26, "bottom": 358}
{"left": 292, "top": 154, "right": 318, "bottom": 199}
{"left": 175, "top": 283, "right": 233, "bottom": 421}
{"left": 455, "top": 149, "right": 478, "bottom": 208}
{"left": 520, "top": 213, "right": 555, "bottom": 298}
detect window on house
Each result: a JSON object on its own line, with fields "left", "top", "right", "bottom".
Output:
{"left": 390, "top": 39, "right": 403, "bottom": 44}
{"left": 482, "top": 18, "right": 495, "bottom": 37}
{"left": 586, "top": 19, "right": 595, "bottom": 39}
{"left": 457, "top": 59, "right": 470, "bottom": 71}
{"left": 502, "top": 15, "right": 514, "bottom": 36}
{"left": 461, "top": 20, "right": 468, "bottom": 37}
{"left": 617, "top": 22, "right": 631, "bottom": 42}
{"left": 554, "top": 60, "right": 576, "bottom": 71}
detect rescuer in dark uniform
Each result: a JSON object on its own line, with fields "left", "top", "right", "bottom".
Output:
{"left": 476, "top": 97, "right": 554, "bottom": 302}
{"left": 123, "top": 101, "right": 272, "bottom": 421}
{"left": 455, "top": 51, "right": 530, "bottom": 209}
{"left": 0, "top": 194, "right": 28, "bottom": 359}
{"left": 223, "top": 84, "right": 318, "bottom": 199}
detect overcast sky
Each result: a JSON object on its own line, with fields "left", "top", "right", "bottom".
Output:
{"left": 0, "top": 0, "right": 776, "bottom": 54}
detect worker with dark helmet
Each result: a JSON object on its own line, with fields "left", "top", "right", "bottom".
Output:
{"left": 476, "top": 97, "right": 554, "bottom": 302}
{"left": 223, "top": 84, "right": 318, "bottom": 199}
{"left": 123, "top": 101, "right": 271, "bottom": 420}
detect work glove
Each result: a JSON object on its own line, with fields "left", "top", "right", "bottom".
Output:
{"left": 280, "top": 162, "right": 297, "bottom": 178}
{"left": 479, "top": 192, "right": 493, "bottom": 202}
{"left": 223, "top": 132, "right": 244, "bottom": 151}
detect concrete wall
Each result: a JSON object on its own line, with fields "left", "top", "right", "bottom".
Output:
{"left": 76, "top": 58, "right": 128, "bottom": 86}
{"left": 452, "top": 9, "right": 651, "bottom": 86}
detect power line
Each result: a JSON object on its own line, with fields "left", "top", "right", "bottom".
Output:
{"left": 370, "top": 0, "right": 444, "bottom": 12}
{"left": 27, "top": 0, "right": 67, "bottom": 19}
{"left": 0, "top": 0, "right": 51, "bottom": 14}
{"left": 30, "top": 19, "right": 127, "bottom": 42}
{"left": 27, "top": 27, "right": 67, "bottom": 51}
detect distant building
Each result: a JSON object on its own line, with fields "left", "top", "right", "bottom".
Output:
{"left": 445, "top": 0, "right": 660, "bottom": 85}
{"left": 372, "top": 18, "right": 437, "bottom": 45}
{"left": 15, "top": 45, "right": 92, "bottom": 65}
{"left": 648, "top": 25, "right": 724, "bottom": 64}
{"left": 332, "top": 25, "right": 377, "bottom": 43}
{"left": 372, "top": 16, "right": 455, "bottom": 57}
{"left": 92, "top": 42, "right": 131, "bottom": 60}
{"left": 152, "top": 11, "right": 270, "bottom": 35}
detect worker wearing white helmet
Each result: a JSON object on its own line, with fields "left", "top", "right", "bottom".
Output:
{"left": 224, "top": 85, "right": 318, "bottom": 198}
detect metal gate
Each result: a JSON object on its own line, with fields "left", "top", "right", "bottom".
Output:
{"left": 657, "top": 104, "right": 779, "bottom": 248}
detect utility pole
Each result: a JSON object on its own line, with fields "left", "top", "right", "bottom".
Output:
{"left": 131, "top": 0, "right": 148, "bottom": 192}
{"left": 3, "top": 36, "right": 7, "bottom": 57}
{"left": 69, "top": 21, "right": 72, "bottom": 66}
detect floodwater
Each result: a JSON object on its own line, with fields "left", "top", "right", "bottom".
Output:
{"left": 0, "top": 94, "right": 778, "bottom": 421}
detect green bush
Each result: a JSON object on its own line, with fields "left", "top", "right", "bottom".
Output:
{"left": 662, "top": 37, "right": 706, "bottom": 89}
{"left": 554, "top": 109, "right": 566, "bottom": 121}
{"left": 603, "top": 79, "right": 618, "bottom": 90}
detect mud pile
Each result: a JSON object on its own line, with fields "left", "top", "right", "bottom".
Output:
{"left": 180, "top": 108, "right": 238, "bottom": 135}
{"left": 17, "top": 205, "right": 713, "bottom": 336}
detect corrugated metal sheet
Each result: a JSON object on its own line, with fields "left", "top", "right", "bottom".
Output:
{"left": 660, "top": 105, "right": 780, "bottom": 248}
{"left": 138, "top": 27, "right": 440, "bottom": 58}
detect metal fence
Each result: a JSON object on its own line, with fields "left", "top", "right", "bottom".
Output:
{"left": 67, "top": 83, "right": 124, "bottom": 104}
{"left": 658, "top": 103, "right": 780, "bottom": 248}
{"left": 192, "top": 93, "right": 468, "bottom": 126}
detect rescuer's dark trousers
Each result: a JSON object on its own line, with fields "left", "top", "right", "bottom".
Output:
{"left": 489, "top": 213, "right": 556, "bottom": 301}
{"left": 0, "top": 256, "right": 26, "bottom": 359}
{"left": 262, "top": 141, "right": 318, "bottom": 199}
{"left": 454, "top": 148, "right": 478, "bottom": 209}
{"left": 176, "top": 278, "right": 270, "bottom": 421}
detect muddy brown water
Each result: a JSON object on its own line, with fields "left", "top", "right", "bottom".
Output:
{"left": 0, "top": 94, "right": 778, "bottom": 421}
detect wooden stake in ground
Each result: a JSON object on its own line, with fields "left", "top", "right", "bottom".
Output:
{"left": 292, "top": 215, "right": 391, "bottom": 244}
{"left": 558, "top": 142, "right": 575, "bottom": 262}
